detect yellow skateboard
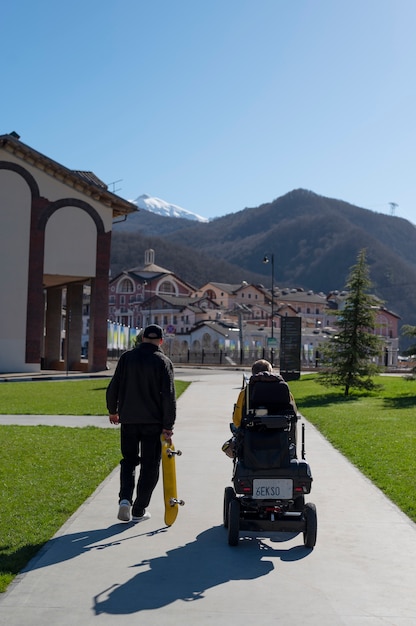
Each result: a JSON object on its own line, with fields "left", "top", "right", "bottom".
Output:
{"left": 161, "top": 435, "right": 185, "bottom": 526}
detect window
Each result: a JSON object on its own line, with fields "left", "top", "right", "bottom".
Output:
{"left": 119, "top": 278, "right": 134, "bottom": 293}
{"left": 159, "top": 281, "right": 176, "bottom": 295}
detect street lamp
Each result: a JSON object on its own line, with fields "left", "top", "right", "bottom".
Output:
{"left": 263, "top": 253, "right": 275, "bottom": 365}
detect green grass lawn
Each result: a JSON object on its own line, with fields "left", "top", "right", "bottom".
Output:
{"left": 0, "top": 375, "right": 415, "bottom": 593}
{"left": 289, "top": 375, "right": 416, "bottom": 523}
{"left": 0, "top": 379, "right": 190, "bottom": 593}
{"left": 0, "top": 378, "right": 190, "bottom": 415}
{"left": 0, "top": 426, "right": 120, "bottom": 592}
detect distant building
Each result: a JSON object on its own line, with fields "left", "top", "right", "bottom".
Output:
{"left": 106, "top": 254, "right": 401, "bottom": 367}
{"left": 108, "top": 249, "right": 196, "bottom": 329}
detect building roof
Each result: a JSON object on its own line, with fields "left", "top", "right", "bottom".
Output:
{"left": 233, "top": 281, "right": 266, "bottom": 294}
{"left": 72, "top": 170, "right": 107, "bottom": 189}
{"left": 203, "top": 282, "right": 243, "bottom": 294}
{"left": 276, "top": 289, "right": 327, "bottom": 304}
{"left": 192, "top": 320, "right": 239, "bottom": 338}
{"left": 157, "top": 294, "right": 218, "bottom": 308}
{"left": 378, "top": 306, "right": 401, "bottom": 320}
{"left": 327, "top": 290, "right": 400, "bottom": 319}
{"left": 127, "top": 266, "right": 173, "bottom": 278}
{"left": 0, "top": 132, "right": 137, "bottom": 217}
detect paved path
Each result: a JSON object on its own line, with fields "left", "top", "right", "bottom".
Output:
{"left": 0, "top": 368, "right": 415, "bottom": 625}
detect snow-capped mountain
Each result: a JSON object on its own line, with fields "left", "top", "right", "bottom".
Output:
{"left": 133, "top": 194, "right": 209, "bottom": 223}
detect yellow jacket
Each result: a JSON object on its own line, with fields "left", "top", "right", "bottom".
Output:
{"left": 232, "top": 388, "right": 246, "bottom": 428}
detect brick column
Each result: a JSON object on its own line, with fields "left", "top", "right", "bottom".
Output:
{"left": 44, "top": 287, "right": 63, "bottom": 368}
{"left": 26, "top": 196, "right": 49, "bottom": 365}
{"left": 89, "top": 230, "right": 112, "bottom": 371}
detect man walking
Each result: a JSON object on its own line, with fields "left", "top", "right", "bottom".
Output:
{"left": 106, "top": 324, "right": 176, "bottom": 523}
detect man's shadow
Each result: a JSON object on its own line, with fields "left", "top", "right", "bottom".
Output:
{"left": 18, "top": 523, "right": 143, "bottom": 573}
{"left": 93, "top": 525, "right": 310, "bottom": 615}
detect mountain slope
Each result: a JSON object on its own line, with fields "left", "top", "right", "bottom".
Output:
{"left": 110, "top": 231, "right": 267, "bottom": 287}
{"left": 110, "top": 189, "right": 416, "bottom": 339}
{"left": 113, "top": 207, "right": 197, "bottom": 236}
{"left": 165, "top": 189, "right": 416, "bottom": 273}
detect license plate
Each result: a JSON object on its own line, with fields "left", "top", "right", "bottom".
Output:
{"left": 253, "top": 479, "right": 293, "bottom": 499}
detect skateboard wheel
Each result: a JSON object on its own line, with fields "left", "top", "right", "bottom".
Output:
{"left": 169, "top": 498, "right": 185, "bottom": 506}
{"left": 167, "top": 448, "right": 182, "bottom": 457}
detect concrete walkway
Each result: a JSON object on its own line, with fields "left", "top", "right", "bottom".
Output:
{"left": 0, "top": 368, "right": 415, "bottom": 625}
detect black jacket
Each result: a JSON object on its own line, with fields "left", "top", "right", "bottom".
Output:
{"left": 106, "top": 342, "right": 176, "bottom": 429}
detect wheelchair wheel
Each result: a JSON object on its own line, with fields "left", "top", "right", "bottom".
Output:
{"left": 223, "top": 486, "right": 235, "bottom": 528}
{"left": 303, "top": 502, "right": 317, "bottom": 548}
{"left": 228, "top": 498, "right": 240, "bottom": 546}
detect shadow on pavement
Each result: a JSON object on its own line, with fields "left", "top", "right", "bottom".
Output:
{"left": 20, "top": 523, "right": 143, "bottom": 572}
{"left": 93, "top": 525, "right": 311, "bottom": 615}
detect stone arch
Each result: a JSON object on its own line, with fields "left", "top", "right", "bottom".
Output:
{"left": 27, "top": 195, "right": 110, "bottom": 371}
{"left": 38, "top": 197, "right": 105, "bottom": 233}
{"left": 0, "top": 161, "right": 40, "bottom": 198}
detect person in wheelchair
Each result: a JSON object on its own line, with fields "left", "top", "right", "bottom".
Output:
{"left": 223, "top": 360, "right": 316, "bottom": 548}
{"left": 222, "top": 359, "right": 298, "bottom": 458}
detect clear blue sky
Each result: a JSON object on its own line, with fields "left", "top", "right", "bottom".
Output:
{"left": 3, "top": 0, "right": 416, "bottom": 223}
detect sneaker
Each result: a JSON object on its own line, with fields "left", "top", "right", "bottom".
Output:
{"left": 132, "top": 510, "right": 151, "bottom": 523}
{"left": 117, "top": 499, "right": 131, "bottom": 522}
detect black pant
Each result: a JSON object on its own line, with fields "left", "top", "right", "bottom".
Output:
{"left": 119, "top": 423, "right": 162, "bottom": 515}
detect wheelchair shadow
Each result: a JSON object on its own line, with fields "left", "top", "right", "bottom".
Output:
{"left": 93, "top": 525, "right": 311, "bottom": 615}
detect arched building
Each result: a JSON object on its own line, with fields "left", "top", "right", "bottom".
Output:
{"left": 108, "top": 249, "right": 196, "bottom": 330}
{"left": 0, "top": 132, "right": 136, "bottom": 373}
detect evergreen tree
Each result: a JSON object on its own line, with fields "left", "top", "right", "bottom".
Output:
{"left": 318, "top": 249, "right": 383, "bottom": 396}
